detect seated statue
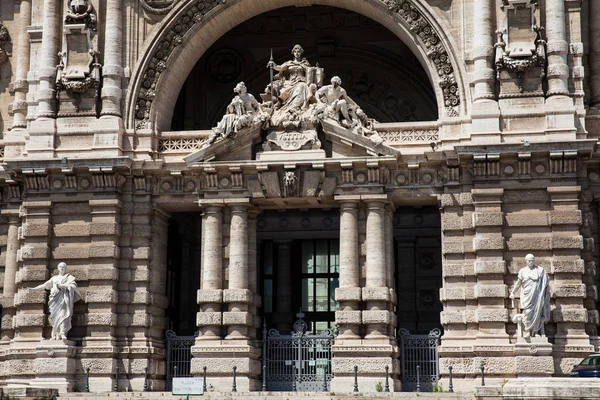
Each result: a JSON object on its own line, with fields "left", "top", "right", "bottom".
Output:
{"left": 315, "top": 76, "right": 372, "bottom": 135}
{"left": 205, "top": 82, "right": 261, "bottom": 147}
{"left": 266, "top": 44, "right": 323, "bottom": 129}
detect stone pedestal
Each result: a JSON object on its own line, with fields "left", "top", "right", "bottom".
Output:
{"left": 330, "top": 344, "right": 400, "bottom": 392}
{"left": 190, "top": 343, "right": 261, "bottom": 392}
{"left": 514, "top": 336, "right": 554, "bottom": 377}
{"left": 32, "top": 340, "right": 77, "bottom": 393}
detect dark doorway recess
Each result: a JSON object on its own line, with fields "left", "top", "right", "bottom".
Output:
{"left": 171, "top": 5, "right": 438, "bottom": 130}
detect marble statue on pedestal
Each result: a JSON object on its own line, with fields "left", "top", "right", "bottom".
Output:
{"left": 510, "top": 254, "right": 550, "bottom": 338}
{"left": 31, "top": 262, "right": 82, "bottom": 340}
{"left": 204, "top": 81, "right": 262, "bottom": 147}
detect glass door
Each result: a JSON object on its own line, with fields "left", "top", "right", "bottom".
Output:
{"left": 299, "top": 239, "right": 339, "bottom": 334}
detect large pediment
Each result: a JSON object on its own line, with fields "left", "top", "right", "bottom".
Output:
{"left": 183, "top": 120, "right": 400, "bottom": 165}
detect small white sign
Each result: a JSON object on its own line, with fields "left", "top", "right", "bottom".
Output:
{"left": 172, "top": 377, "right": 204, "bottom": 395}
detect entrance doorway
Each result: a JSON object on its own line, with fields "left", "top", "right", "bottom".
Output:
{"left": 261, "top": 239, "right": 340, "bottom": 334}
{"left": 257, "top": 209, "right": 339, "bottom": 391}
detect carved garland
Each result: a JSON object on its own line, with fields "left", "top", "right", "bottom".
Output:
{"left": 382, "top": 0, "right": 460, "bottom": 117}
{"left": 135, "top": 0, "right": 225, "bottom": 130}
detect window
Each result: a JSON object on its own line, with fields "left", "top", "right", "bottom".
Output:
{"left": 299, "top": 239, "right": 339, "bottom": 334}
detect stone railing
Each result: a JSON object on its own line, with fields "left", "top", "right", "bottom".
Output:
{"left": 158, "top": 130, "right": 210, "bottom": 154}
{"left": 0, "top": 141, "right": 5, "bottom": 159}
{"left": 374, "top": 121, "right": 440, "bottom": 146}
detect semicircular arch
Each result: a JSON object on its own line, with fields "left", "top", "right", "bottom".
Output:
{"left": 126, "top": 0, "right": 469, "bottom": 132}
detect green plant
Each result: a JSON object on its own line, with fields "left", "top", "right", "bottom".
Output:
{"left": 501, "top": 378, "right": 509, "bottom": 388}
{"left": 432, "top": 382, "right": 445, "bottom": 392}
{"left": 375, "top": 380, "right": 383, "bottom": 392}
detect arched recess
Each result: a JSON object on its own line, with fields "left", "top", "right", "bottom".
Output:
{"left": 126, "top": 0, "right": 469, "bottom": 132}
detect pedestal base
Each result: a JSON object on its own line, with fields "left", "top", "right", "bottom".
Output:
{"left": 190, "top": 342, "right": 261, "bottom": 392}
{"left": 31, "top": 339, "right": 78, "bottom": 393}
{"left": 514, "top": 336, "right": 554, "bottom": 377}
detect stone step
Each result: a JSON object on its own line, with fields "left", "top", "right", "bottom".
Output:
{"left": 58, "top": 392, "right": 474, "bottom": 400}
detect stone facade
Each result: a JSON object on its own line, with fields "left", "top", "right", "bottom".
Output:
{"left": 0, "top": 0, "right": 598, "bottom": 394}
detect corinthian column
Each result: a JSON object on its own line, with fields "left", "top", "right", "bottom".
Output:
{"left": 197, "top": 205, "right": 223, "bottom": 339}
{"left": 472, "top": 0, "right": 496, "bottom": 102}
{"left": 545, "top": 0, "right": 570, "bottom": 98}
{"left": 11, "top": 0, "right": 32, "bottom": 129}
{"left": 101, "top": 0, "right": 123, "bottom": 116}
{"left": 36, "top": 0, "right": 61, "bottom": 118}
{"left": 335, "top": 201, "right": 361, "bottom": 339}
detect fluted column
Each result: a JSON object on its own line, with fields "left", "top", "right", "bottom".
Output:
{"left": 224, "top": 204, "right": 251, "bottom": 339}
{"left": 545, "top": 0, "right": 570, "bottom": 98}
{"left": 335, "top": 201, "right": 361, "bottom": 339}
{"left": 472, "top": 0, "right": 496, "bottom": 101}
{"left": 363, "top": 199, "right": 391, "bottom": 339}
{"left": 274, "top": 241, "right": 292, "bottom": 332}
{"left": 11, "top": 0, "right": 32, "bottom": 129}
{"left": 197, "top": 205, "right": 223, "bottom": 339}
{"left": 590, "top": 0, "right": 600, "bottom": 107}
{"left": 36, "top": 0, "right": 61, "bottom": 118}
{"left": 101, "top": 0, "right": 123, "bottom": 116}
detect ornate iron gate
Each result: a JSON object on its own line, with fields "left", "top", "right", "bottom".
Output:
{"left": 165, "top": 330, "right": 198, "bottom": 390}
{"left": 264, "top": 313, "right": 334, "bottom": 391}
{"left": 398, "top": 328, "right": 441, "bottom": 392}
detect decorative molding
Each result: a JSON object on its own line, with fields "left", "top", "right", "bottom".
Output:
{"left": 135, "top": 0, "right": 225, "bottom": 130}
{"left": 141, "top": 0, "right": 179, "bottom": 16}
{"left": 382, "top": 0, "right": 460, "bottom": 117}
{"left": 378, "top": 128, "right": 438, "bottom": 143}
{"left": 159, "top": 137, "right": 207, "bottom": 152}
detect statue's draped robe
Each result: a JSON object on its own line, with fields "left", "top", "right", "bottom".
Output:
{"left": 518, "top": 266, "right": 550, "bottom": 334}
{"left": 42, "top": 273, "right": 81, "bottom": 337}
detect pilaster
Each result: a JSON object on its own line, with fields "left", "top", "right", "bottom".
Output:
{"left": 547, "top": 186, "right": 594, "bottom": 374}
{"left": 15, "top": 201, "right": 52, "bottom": 342}
{"left": 471, "top": 188, "right": 510, "bottom": 346}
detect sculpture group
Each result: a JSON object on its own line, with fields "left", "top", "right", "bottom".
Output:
{"left": 204, "top": 44, "right": 377, "bottom": 150}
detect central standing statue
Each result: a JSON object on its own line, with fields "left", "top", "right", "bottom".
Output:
{"left": 510, "top": 254, "right": 551, "bottom": 338}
